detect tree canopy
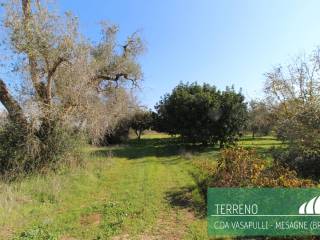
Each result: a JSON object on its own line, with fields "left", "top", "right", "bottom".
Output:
{"left": 154, "top": 82, "right": 247, "bottom": 146}
{"left": 247, "top": 100, "right": 274, "bottom": 138}
{"left": 130, "top": 110, "right": 152, "bottom": 140}
{"left": 265, "top": 48, "right": 320, "bottom": 178}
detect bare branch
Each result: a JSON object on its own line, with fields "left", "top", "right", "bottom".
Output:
{"left": 48, "top": 57, "right": 68, "bottom": 80}
{"left": 92, "top": 73, "right": 129, "bottom": 82}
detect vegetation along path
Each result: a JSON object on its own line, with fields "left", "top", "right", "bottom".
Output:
{"left": 0, "top": 134, "right": 279, "bottom": 239}
{"left": 0, "top": 134, "right": 207, "bottom": 239}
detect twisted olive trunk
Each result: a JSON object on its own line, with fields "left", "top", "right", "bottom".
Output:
{"left": 0, "top": 79, "right": 28, "bottom": 127}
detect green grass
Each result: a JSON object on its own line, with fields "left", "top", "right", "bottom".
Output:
{"left": 0, "top": 134, "right": 282, "bottom": 240}
{"left": 239, "top": 135, "right": 284, "bottom": 160}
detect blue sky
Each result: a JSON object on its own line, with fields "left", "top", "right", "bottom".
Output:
{"left": 4, "top": 0, "right": 320, "bottom": 109}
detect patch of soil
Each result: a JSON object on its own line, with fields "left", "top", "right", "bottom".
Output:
{"left": 0, "top": 226, "right": 13, "bottom": 239}
{"left": 60, "top": 237, "right": 78, "bottom": 240}
{"left": 112, "top": 234, "right": 130, "bottom": 240}
{"left": 80, "top": 213, "right": 102, "bottom": 226}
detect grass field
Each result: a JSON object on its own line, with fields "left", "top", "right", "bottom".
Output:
{"left": 0, "top": 133, "right": 281, "bottom": 240}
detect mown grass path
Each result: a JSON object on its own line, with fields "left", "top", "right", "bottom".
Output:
{"left": 82, "top": 137, "right": 208, "bottom": 240}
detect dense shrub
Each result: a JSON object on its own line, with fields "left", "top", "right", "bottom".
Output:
{"left": 272, "top": 142, "right": 320, "bottom": 180}
{"left": 267, "top": 104, "right": 320, "bottom": 179}
{"left": 264, "top": 52, "right": 320, "bottom": 180}
{"left": 272, "top": 104, "right": 320, "bottom": 145}
{"left": 193, "top": 147, "right": 314, "bottom": 199}
{"left": 0, "top": 120, "right": 83, "bottom": 180}
{"left": 268, "top": 101, "right": 320, "bottom": 179}
{"left": 100, "top": 118, "right": 130, "bottom": 145}
{"left": 154, "top": 82, "right": 247, "bottom": 146}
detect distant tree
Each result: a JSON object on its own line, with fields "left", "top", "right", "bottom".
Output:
{"left": 155, "top": 82, "right": 247, "bottom": 147}
{"left": 247, "top": 100, "right": 274, "bottom": 138}
{"left": 130, "top": 111, "right": 152, "bottom": 140}
{"left": 101, "top": 117, "right": 131, "bottom": 145}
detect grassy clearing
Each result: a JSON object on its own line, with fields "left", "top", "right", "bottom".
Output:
{"left": 0, "top": 133, "right": 282, "bottom": 239}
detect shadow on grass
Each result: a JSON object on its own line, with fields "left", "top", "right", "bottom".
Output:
{"left": 240, "top": 136, "right": 278, "bottom": 141}
{"left": 165, "top": 185, "right": 206, "bottom": 218}
{"left": 91, "top": 137, "right": 218, "bottom": 160}
{"left": 91, "top": 136, "right": 283, "bottom": 164}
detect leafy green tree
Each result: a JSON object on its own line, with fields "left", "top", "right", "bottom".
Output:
{"left": 130, "top": 111, "right": 152, "bottom": 140}
{"left": 155, "top": 82, "right": 247, "bottom": 146}
{"left": 217, "top": 87, "right": 247, "bottom": 147}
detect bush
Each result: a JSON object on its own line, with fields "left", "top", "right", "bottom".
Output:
{"left": 154, "top": 82, "right": 247, "bottom": 146}
{"left": 193, "top": 147, "right": 314, "bottom": 199}
{"left": 272, "top": 142, "right": 320, "bottom": 180}
{"left": 100, "top": 118, "right": 130, "bottom": 145}
{"left": 0, "top": 120, "right": 83, "bottom": 180}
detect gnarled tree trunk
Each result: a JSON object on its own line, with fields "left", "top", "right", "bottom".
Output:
{"left": 0, "top": 79, "right": 27, "bottom": 127}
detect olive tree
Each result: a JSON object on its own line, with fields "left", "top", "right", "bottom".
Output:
{"left": 0, "top": 0, "right": 144, "bottom": 175}
{"left": 264, "top": 50, "right": 320, "bottom": 145}
{"left": 265, "top": 48, "right": 320, "bottom": 178}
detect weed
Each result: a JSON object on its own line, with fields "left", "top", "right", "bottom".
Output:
{"left": 15, "top": 226, "right": 57, "bottom": 240}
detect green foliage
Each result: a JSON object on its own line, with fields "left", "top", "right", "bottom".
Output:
{"left": 100, "top": 118, "right": 130, "bottom": 145}
{"left": 15, "top": 226, "right": 57, "bottom": 240}
{"left": 272, "top": 142, "right": 320, "bottom": 180}
{"left": 0, "top": 134, "right": 285, "bottom": 239}
{"left": 264, "top": 52, "right": 320, "bottom": 179}
{"left": 0, "top": 120, "right": 83, "bottom": 180}
{"left": 270, "top": 104, "right": 320, "bottom": 179}
{"left": 0, "top": 122, "right": 28, "bottom": 175}
{"left": 129, "top": 111, "right": 152, "bottom": 139}
{"left": 154, "top": 82, "right": 247, "bottom": 146}
{"left": 217, "top": 87, "right": 248, "bottom": 146}
{"left": 274, "top": 103, "right": 320, "bottom": 144}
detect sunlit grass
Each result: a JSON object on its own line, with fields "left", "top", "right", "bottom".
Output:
{"left": 0, "top": 133, "right": 283, "bottom": 239}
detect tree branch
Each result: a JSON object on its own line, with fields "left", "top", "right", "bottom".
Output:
{"left": 48, "top": 57, "right": 67, "bottom": 80}
{"left": 0, "top": 79, "right": 27, "bottom": 126}
{"left": 91, "top": 73, "right": 138, "bottom": 91}
{"left": 46, "top": 57, "right": 67, "bottom": 104}
{"left": 22, "top": 0, "right": 41, "bottom": 100}
{"left": 92, "top": 73, "right": 129, "bottom": 82}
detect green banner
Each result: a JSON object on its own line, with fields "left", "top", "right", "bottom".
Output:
{"left": 208, "top": 188, "right": 320, "bottom": 237}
